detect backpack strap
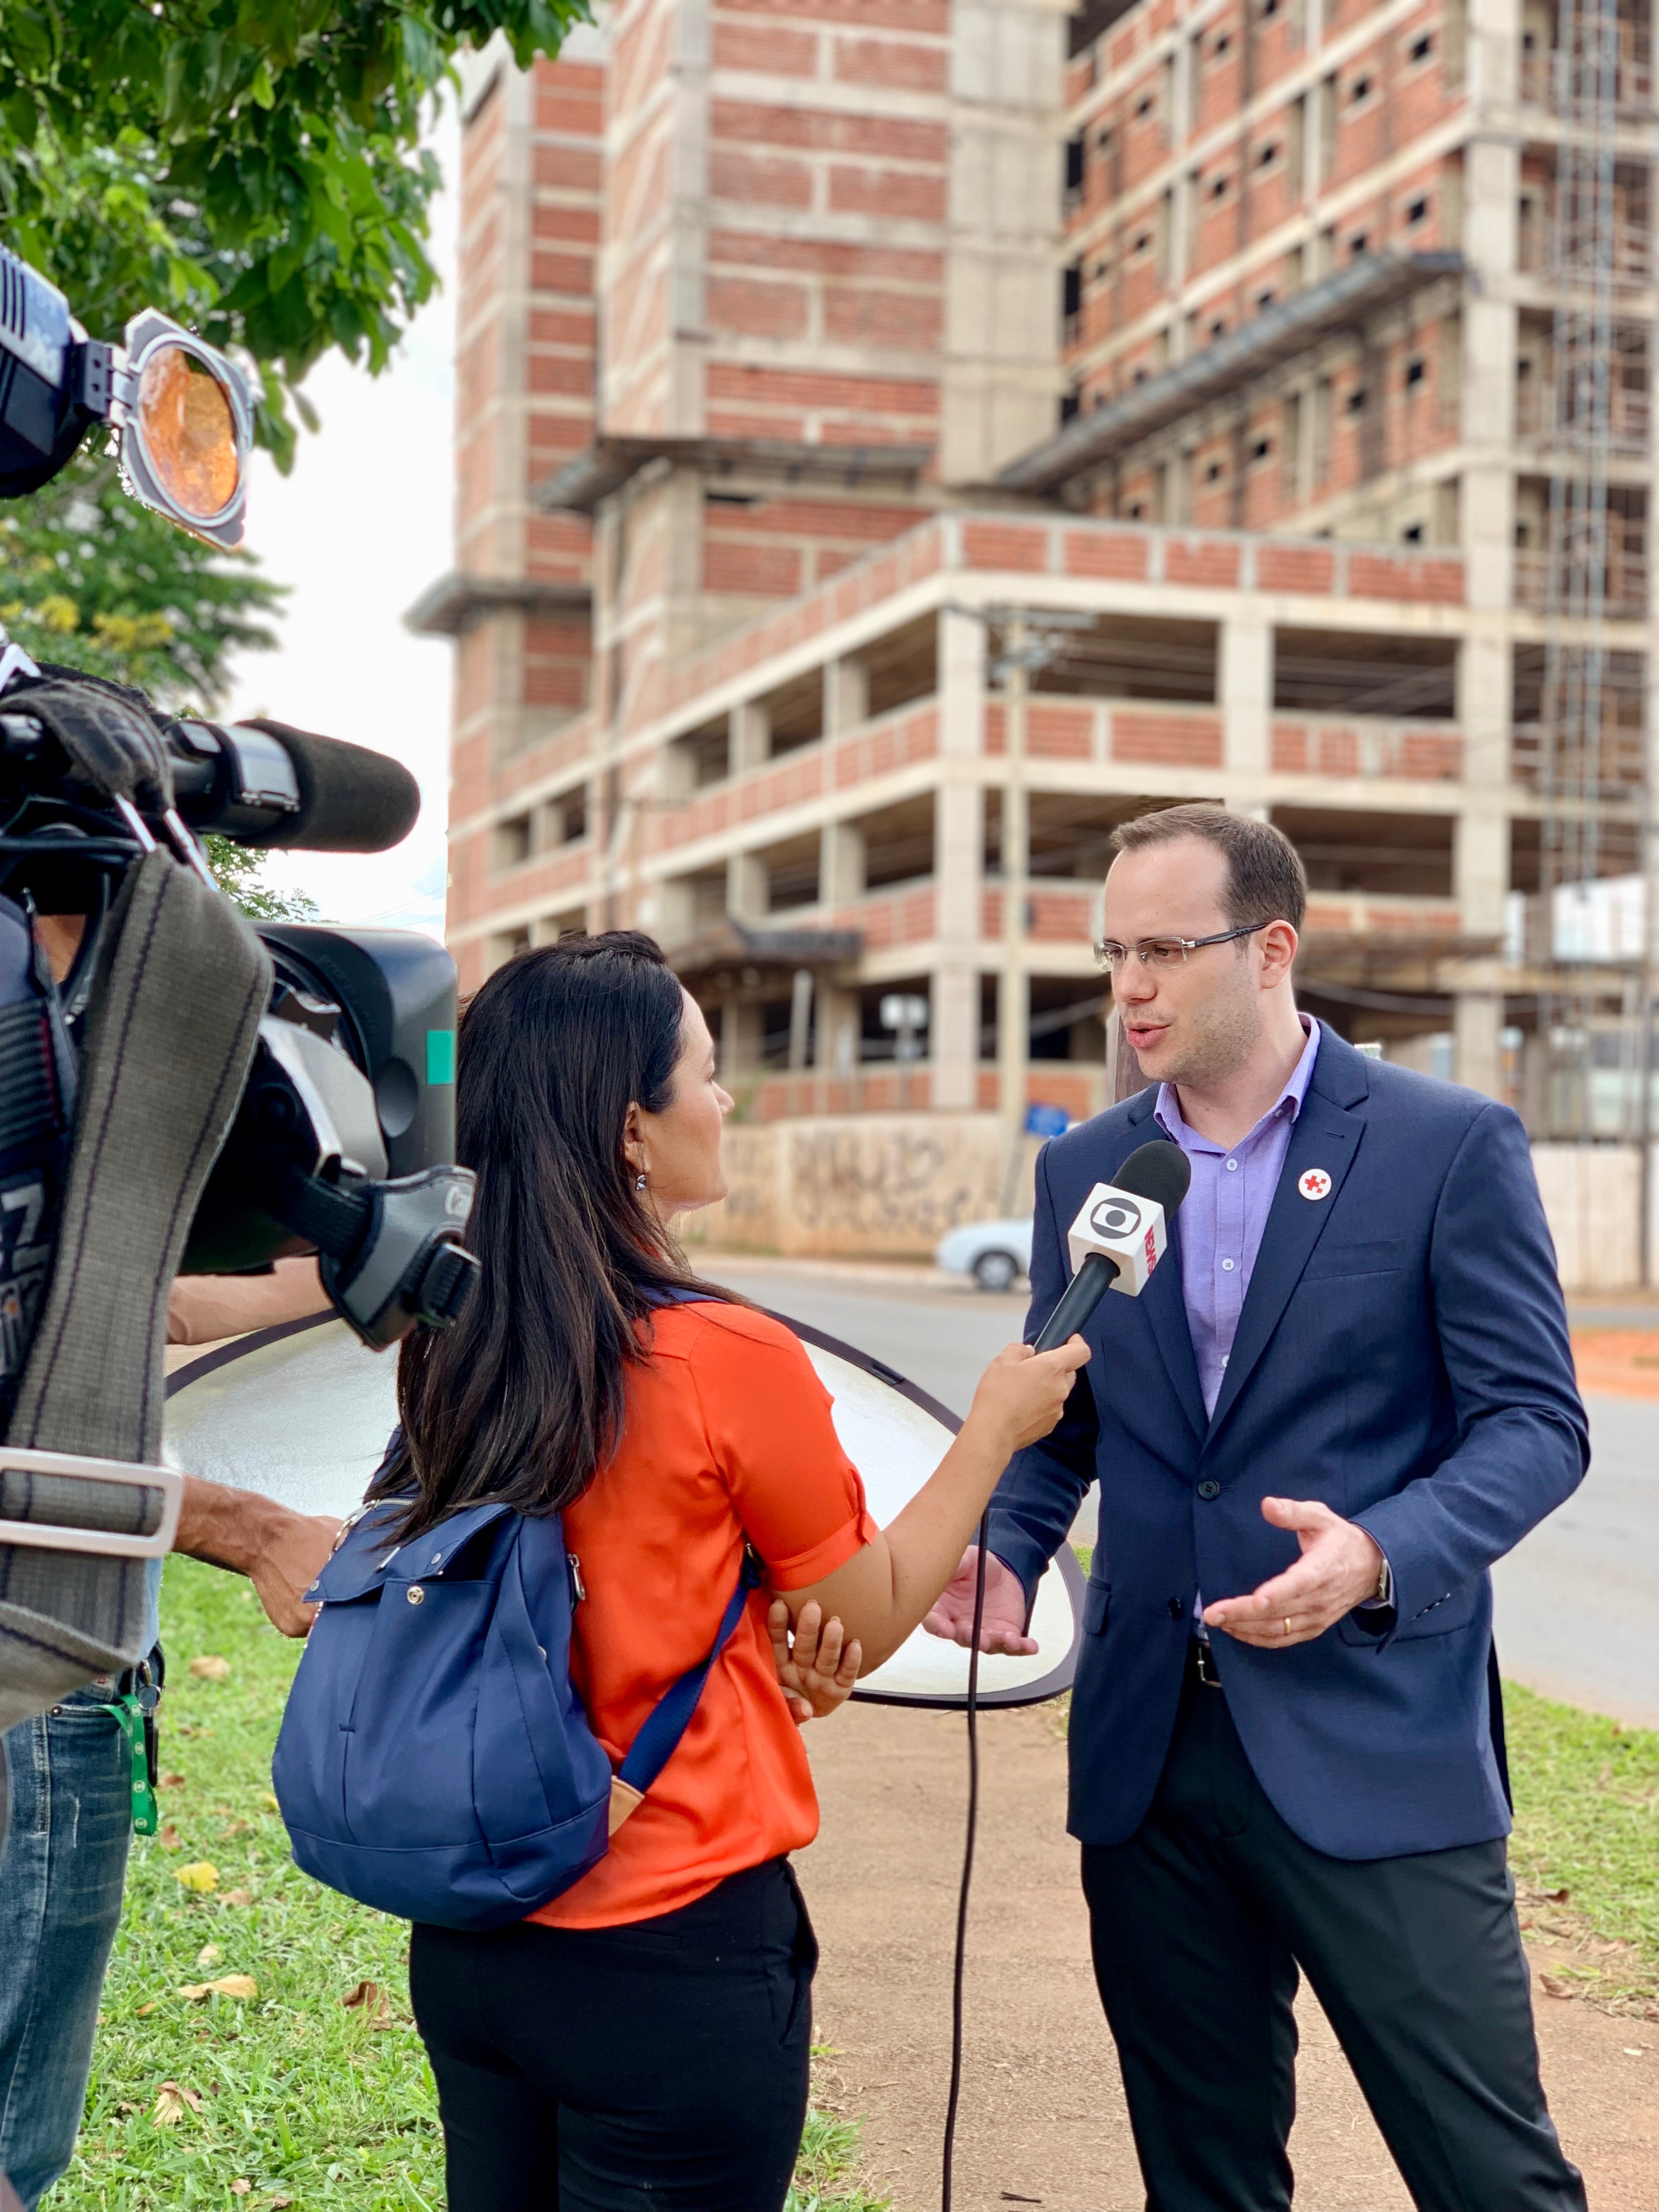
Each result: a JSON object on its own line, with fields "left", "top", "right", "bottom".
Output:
{"left": 608, "top": 1547, "right": 764, "bottom": 1833}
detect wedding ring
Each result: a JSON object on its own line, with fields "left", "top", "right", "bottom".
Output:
{"left": 1283, "top": 1617, "right": 1292, "bottom": 1638}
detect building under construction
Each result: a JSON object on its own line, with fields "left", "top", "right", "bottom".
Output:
{"left": 420, "top": 0, "right": 1656, "bottom": 1164}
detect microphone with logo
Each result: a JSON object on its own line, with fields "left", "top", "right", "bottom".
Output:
{"left": 1032, "top": 1138, "right": 1193, "bottom": 1352}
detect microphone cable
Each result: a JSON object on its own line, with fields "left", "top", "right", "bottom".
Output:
{"left": 940, "top": 1508, "right": 990, "bottom": 2212}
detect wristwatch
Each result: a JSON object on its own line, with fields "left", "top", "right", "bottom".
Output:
{"left": 1374, "top": 1554, "right": 1393, "bottom": 1607}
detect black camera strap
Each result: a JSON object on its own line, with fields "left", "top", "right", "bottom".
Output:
{"left": 0, "top": 845, "right": 269, "bottom": 1732}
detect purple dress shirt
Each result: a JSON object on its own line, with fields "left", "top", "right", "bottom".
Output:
{"left": 1154, "top": 1017, "right": 1321, "bottom": 1417}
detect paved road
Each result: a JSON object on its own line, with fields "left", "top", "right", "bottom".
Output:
{"left": 708, "top": 1258, "right": 1659, "bottom": 1730}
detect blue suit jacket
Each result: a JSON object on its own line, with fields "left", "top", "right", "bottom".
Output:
{"left": 987, "top": 1028, "right": 1588, "bottom": 1861}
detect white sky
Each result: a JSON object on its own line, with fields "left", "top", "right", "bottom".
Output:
{"left": 221, "top": 105, "right": 461, "bottom": 938}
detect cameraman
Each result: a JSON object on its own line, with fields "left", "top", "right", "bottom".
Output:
{"left": 0, "top": 911, "right": 339, "bottom": 2209}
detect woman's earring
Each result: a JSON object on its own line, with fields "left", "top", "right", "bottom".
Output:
{"left": 635, "top": 1171, "right": 648, "bottom": 1192}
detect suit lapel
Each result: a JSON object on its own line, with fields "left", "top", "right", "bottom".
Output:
{"left": 1143, "top": 1210, "right": 1208, "bottom": 1444}
{"left": 1201, "top": 1040, "right": 1369, "bottom": 1446}
{"left": 1118, "top": 1087, "right": 1207, "bottom": 1443}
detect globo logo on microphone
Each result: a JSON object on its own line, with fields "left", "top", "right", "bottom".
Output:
{"left": 1089, "top": 1193, "right": 1142, "bottom": 1239}
{"left": 1068, "top": 1179, "right": 1169, "bottom": 1296}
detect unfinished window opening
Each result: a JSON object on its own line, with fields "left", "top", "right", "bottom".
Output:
{"left": 1406, "top": 357, "right": 1426, "bottom": 386}
{"left": 1273, "top": 629, "right": 1458, "bottom": 718}
{"left": 554, "top": 787, "right": 588, "bottom": 844}
{"left": 1257, "top": 142, "right": 1280, "bottom": 168}
{"left": 669, "top": 717, "right": 730, "bottom": 791}
{"left": 859, "top": 796, "right": 936, "bottom": 891}
{"left": 761, "top": 833, "right": 822, "bottom": 914}
{"left": 1409, "top": 31, "right": 1434, "bottom": 61}
{"left": 1346, "top": 385, "right": 1368, "bottom": 412}
{"left": 1251, "top": 437, "right": 1273, "bottom": 462}
{"left": 1256, "top": 289, "right": 1277, "bottom": 311}
{"left": 760, "top": 668, "right": 825, "bottom": 757}
{"left": 1407, "top": 196, "right": 1430, "bottom": 225}
{"left": 1209, "top": 174, "right": 1231, "bottom": 200}
{"left": 987, "top": 791, "right": 1187, "bottom": 884}
{"left": 1348, "top": 74, "right": 1373, "bottom": 103}
{"left": 1065, "top": 137, "right": 1086, "bottom": 194}
{"left": 493, "top": 814, "right": 533, "bottom": 871}
{"left": 1205, "top": 459, "right": 1226, "bottom": 481}
{"left": 1004, "top": 612, "right": 1218, "bottom": 704}
{"left": 1270, "top": 807, "right": 1455, "bottom": 898}
{"left": 1402, "top": 523, "right": 1424, "bottom": 543}
{"left": 863, "top": 615, "right": 938, "bottom": 720}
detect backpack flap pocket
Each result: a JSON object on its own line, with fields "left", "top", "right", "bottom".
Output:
{"left": 380, "top": 1500, "right": 517, "bottom": 1585}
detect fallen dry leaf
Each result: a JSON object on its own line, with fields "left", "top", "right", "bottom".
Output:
{"left": 222, "top": 1887, "right": 253, "bottom": 1908}
{"left": 158, "top": 1771, "right": 187, "bottom": 1791}
{"left": 151, "top": 2081, "right": 202, "bottom": 2126}
{"left": 173, "top": 1862, "right": 218, "bottom": 1894}
{"left": 179, "top": 1975, "right": 258, "bottom": 2002}
{"left": 134, "top": 2002, "right": 157, "bottom": 2018}
{"left": 342, "top": 1978, "right": 392, "bottom": 2027}
{"left": 1544, "top": 1886, "right": 1571, "bottom": 1904}
{"left": 188, "top": 1655, "right": 232, "bottom": 1681}
{"left": 259, "top": 1790, "right": 280, "bottom": 1811}
{"left": 230, "top": 2182, "right": 251, "bottom": 2197}
{"left": 1540, "top": 1974, "right": 1575, "bottom": 2000}
{"left": 157, "top": 1824, "right": 182, "bottom": 1849}
{"left": 196, "top": 1943, "right": 222, "bottom": 1968}
{"left": 271, "top": 2198, "right": 294, "bottom": 2208}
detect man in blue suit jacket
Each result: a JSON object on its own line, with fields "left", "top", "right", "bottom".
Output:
{"left": 926, "top": 805, "right": 1588, "bottom": 2211}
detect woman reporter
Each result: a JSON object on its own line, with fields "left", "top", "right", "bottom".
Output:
{"left": 385, "top": 933, "right": 1087, "bottom": 2212}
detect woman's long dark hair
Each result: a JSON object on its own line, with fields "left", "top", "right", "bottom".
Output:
{"left": 370, "top": 932, "right": 733, "bottom": 1541}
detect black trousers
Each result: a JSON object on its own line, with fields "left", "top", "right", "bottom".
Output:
{"left": 409, "top": 1858, "right": 816, "bottom": 2212}
{"left": 1081, "top": 1655, "right": 1586, "bottom": 2212}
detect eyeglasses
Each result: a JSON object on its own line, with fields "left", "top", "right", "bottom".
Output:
{"left": 1092, "top": 921, "right": 1272, "bottom": 974}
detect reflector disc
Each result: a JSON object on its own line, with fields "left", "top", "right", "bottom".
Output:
{"left": 165, "top": 1312, "right": 1084, "bottom": 1711}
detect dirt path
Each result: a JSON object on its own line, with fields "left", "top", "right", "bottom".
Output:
{"left": 800, "top": 1702, "right": 1658, "bottom": 2212}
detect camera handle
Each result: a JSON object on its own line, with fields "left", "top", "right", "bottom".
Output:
{"left": 279, "top": 1164, "right": 479, "bottom": 1352}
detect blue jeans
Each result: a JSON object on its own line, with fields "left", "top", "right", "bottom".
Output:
{"left": 0, "top": 1683, "right": 134, "bottom": 2208}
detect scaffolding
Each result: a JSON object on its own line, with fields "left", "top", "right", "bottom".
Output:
{"left": 1531, "top": 0, "right": 1651, "bottom": 1158}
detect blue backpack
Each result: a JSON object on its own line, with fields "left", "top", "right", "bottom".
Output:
{"left": 272, "top": 1459, "right": 758, "bottom": 1932}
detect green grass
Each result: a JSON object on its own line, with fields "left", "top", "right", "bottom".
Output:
{"left": 55, "top": 1558, "right": 883, "bottom": 2210}
{"left": 1504, "top": 1683, "right": 1659, "bottom": 2015}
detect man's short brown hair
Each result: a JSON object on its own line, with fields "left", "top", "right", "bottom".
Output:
{"left": 1108, "top": 804, "right": 1307, "bottom": 933}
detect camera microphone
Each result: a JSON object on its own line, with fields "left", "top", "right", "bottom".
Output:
{"left": 1031, "top": 1138, "right": 1192, "bottom": 1351}
{"left": 170, "top": 718, "right": 422, "bottom": 854}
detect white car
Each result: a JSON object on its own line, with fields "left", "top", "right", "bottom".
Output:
{"left": 935, "top": 1217, "right": 1034, "bottom": 1293}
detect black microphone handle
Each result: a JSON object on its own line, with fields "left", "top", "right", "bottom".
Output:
{"left": 1032, "top": 1249, "right": 1120, "bottom": 1352}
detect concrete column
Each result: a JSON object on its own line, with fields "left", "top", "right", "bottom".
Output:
{"left": 1220, "top": 619, "right": 1272, "bottom": 780}
{"left": 1454, "top": 808, "right": 1508, "bottom": 1096}
{"left": 1458, "top": 636, "right": 1511, "bottom": 789}
{"left": 938, "top": 606, "right": 988, "bottom": 755}
{"left": 934, "top": 781, "right": 986, "bottom": 1111}
{"left": 815, "top": 985, "right": 860, "bottom": 1072}
{"left": 720, "top": 1002, "right": 763, "bottom": 1077}
{"left": 727, "top": 850, "right": 765, "bottom": 919}
{"left": 823, "top": 658, "right": 869, "bottom": 737}
{"left": 730, "top": 701, "right": 770, "bottom": 774}
{"left": 1459, "top": 130, "right": 1520, "bottom": 614}
{"left": 820, "top": 820, "right": 865, "bottom": 906}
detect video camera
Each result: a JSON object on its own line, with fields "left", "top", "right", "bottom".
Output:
{"left": 0, "top": 244, "right": 478, "bottom": 1650}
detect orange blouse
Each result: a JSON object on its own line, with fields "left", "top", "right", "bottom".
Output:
{"left": 528, "top": 1298, "right": 877, "bottom": 1930}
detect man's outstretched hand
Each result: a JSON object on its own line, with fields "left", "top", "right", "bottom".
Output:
{"left": 1202, "top": 1497, "right": 1385, "bottom": 1648}
{"left": 922, "top": 1545, "right": 1037, "bottom": 1656}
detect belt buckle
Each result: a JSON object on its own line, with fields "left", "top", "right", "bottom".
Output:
{"left": 1193, "top": 1639, "right": 1222, "bottom": 1688}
